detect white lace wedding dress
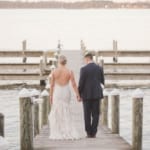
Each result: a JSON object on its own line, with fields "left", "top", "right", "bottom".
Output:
{"left": 48, "top": 83, "right": 81, "bottom": 140}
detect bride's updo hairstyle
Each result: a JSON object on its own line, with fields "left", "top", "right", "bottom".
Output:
{"left": 58, "top": 55, "right": 67, "bottom": 65}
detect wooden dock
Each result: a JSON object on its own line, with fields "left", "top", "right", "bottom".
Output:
{"left": 0, "top": 40, "right": 150, "bottom": 83}
{"left": 33, "top": 50, "right": 131, "bottom": 150}
{"left": 34, "top": 125, "right": 131, "bottom": 150}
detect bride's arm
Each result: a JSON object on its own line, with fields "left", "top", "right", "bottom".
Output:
{"left": 50, "top": 71, "right": 55, "bottom": 104}
{"left": 70, "top": 71, "right": 81, "bottom": 101}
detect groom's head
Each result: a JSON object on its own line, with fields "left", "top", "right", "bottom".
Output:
{"left": 84, "top": 52, "right": 93, "bottom": 64}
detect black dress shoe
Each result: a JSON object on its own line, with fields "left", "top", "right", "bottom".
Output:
{"left": 91, "top": 135, "right": 96, "bottom": 138}
{"left": 86, "top": 134, "right": 92, "bottom": 138}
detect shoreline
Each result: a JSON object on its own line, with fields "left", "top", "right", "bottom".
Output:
{"left": 0, "top": 1, "right": 150, "bottom": 9}
{"left": 0, "top": 8, "right": 150, "bottom": 10}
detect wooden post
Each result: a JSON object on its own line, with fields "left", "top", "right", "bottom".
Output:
{"left": 111, "top": 89, "right": 120, "bottom": 134}
{"left": 22, "top": 40, "right": 27, "bottom": 51}
{"left": 80, "top": 40, "right": 86, "bottom": 54}
{"left": 31, "top": 89, "right": 40, "bottom": 137}
{"left": 33, "top": 99, "right": 40, "bottom": 137}
{"left": 39, "top": 56, "right": 44, "bottom": 77}
{"left": 22, "top": 40, "right": 27, "bottom": 72}
{"left": 101, "top": 90, "right": 109, "bottom": 127}
{"left": 0, "top": 113, "right": 4, "bottom": 137}
{"left": 46, "top": 84, "right": 51, "bottom": 113}
{"left": 41, "top": 90, "right": 50, "bottom": 126}
{"left": 95, "top": 52, "right": 98, "bottom": 64}
{"left": 19, "top": 88, "right": 33, "bottom": 150}
{"left": 38, "top": 98, "right": 43, "bottom": 130}
{"left": 113, "top": 40, "right": 118, "bottom": 63}
{"left": 22, "top": 40, "right": 27, "bottom": 63}
{"left": 132, "top": 89, "right": 144, "bottom": 150}
{"left": 43, "top": 51, "right": 47, "bottom": 67}
{"left": 99, "top": 56, "right": 104, "bottom": 68}
{"left": 54, "top": 52, "right": 59, "bottom": 67}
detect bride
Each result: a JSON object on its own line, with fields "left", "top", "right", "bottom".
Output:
{"left": 48, "top": 55, "right": 81, "bottom": 140}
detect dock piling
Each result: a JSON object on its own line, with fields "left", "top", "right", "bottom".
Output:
{"left": 0, "top": 113, "right": 4, "bottom": 137}
{"left": 41, "top": 90, "right": 50, "bottom": 126}
{"left": 101, "top": 90, "right": 109, "bottom": 127}
{"left": 111, "top": 89, "right": 120, "bottom": 134}
{"left": 132, "top": 89, "right": 144, "bottom": 150}
{"left": 33, "top": 99, "right": 40, "bottom": 137}
{"left": 31, "top": 89, "right": 40, "bottom": 137}
{"left": 19, "top": 88, "right": 33, "bottom": 150}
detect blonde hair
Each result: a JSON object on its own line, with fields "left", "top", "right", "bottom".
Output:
{"left": 58, "top": 55, "right": 67, "bottom": 65}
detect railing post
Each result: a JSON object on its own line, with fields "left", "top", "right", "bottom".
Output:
{"left": 110, "top": 89, "right": 120, "bottom": 134}
{"left": 40, "top": 56, "right": 44, "bottom": 77}
{"left": 22, "top": 40, "right": 27, "bottom": 72}
{"left": 0, "top": 113, "right": 4, "bottom": 137}
{"left": 54, "top": 52, "right": 59, "bottom": 67}
{"left": 132, "top": 89, "right": 144, "bottom": 150}
{"left": 101, "top": 90, "right": 109, "bottom": 127}
{"left": 41, "top": 90, "right": 50, "bottom": 126}
{"left": 46, "top": 84, "right": 51, "bottom": 113}
{"left": 38, "top": 98, "right": 43, "bottom": 130}
{"left": 99, "top": 56, "right": 104, "bottom": 68}
{"left": 80, "top": 40, "right": 86, "bottom": 55}
{"left": 19, "top": 88, "right": 33, "bottom": 150}
{"left": 95, "top": 52, "right": 98, "bottom": 63}
{"left": 113, "top": 40, "right": 118, "bottom": 63}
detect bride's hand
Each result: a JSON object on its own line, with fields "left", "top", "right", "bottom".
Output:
{"left": 77, "top": 95, "right": 81, "bottom": 102}
{"left": 50, "top": 96, "right": 53, "bottom": 105}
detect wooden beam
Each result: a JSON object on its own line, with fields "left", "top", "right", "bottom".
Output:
{"left": 0, "top": 62, "right": 149, "bottom": 70}
{"left": 104, "top": 63, "right": 150, "bottom": 69}
{"left": 0, "top": 63, "right": 39, "bottom": 69}
{"left": 0, "top": 72, "right": 149, "bottom": 80}
{"left": 105, "top": 72, "right": 150, "bottom": 80}
{"left": 89, "top": 50, "right": 150, "bottom": 57}
{"left": 0, "top": 50, "right": 55, "bottom": 57}
{"left": 0, "top": 73, "right": 48, "bottom": 80}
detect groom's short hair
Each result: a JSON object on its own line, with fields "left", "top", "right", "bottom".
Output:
{"left": 84, "top": 52, "right": 93, "bottom": 60}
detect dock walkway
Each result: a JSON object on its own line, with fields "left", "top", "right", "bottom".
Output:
{"left": 34, "top": 50, "right": 131, "bottom": 150}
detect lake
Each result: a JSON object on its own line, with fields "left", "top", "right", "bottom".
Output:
{"left": 0, "top": 9, "right": 150, "bottom": 150}
{"left": 0, "top": 9, "right": 150, "bottom": 50}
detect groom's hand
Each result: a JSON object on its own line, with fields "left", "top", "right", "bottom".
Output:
{"left": 79, "top": 98, "right": 83, "bottom": 102}
{"left": 77, "top": 95, "right": 82, "bottom": 102}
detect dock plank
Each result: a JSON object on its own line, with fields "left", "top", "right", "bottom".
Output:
{"left": 34, "top": 125, "right": 131, "bottom": 150}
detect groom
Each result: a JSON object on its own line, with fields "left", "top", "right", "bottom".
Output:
{"left": 78, "top": 52, "right": 105, "bottom": 138}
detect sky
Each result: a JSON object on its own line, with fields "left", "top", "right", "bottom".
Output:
{"left": 1, "top": 0, "right": 149, "bottom": 2}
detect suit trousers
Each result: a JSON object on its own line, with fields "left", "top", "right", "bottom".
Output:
{"left": 83, "top": 99, "right": 101, "bottom": 136}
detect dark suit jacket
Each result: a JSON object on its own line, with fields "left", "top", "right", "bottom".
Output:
{"left": 78, "top": 62, "right": 104, "bottom": 100}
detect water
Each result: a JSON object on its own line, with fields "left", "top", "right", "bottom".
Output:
{"left": 0, "top": 88, "right": 150, "bottom": 150}
{"left": 0, "top": 9, "right": 150, "bottom": 50}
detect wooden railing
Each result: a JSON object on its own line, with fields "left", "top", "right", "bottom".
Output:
{"left": 81, "top": 40, "right": 150, "bottom": 81}
{"left": 0, "top": 41, "right": 58, "bottom": 80}
{"left": 101, "top": 88, "right": 144, "bottom": 150}
{"left": 18, "top": 86, "right": 144, "bottom": 150}
{"left": 19, "top": 87, "right": 50, "bottom": 150}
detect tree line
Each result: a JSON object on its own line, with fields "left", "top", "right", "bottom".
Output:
{"left": 0, "top": 0, "right": 150, "bottom": 9}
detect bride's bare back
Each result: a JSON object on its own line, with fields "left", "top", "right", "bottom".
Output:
{"left": 49, "top": 55, "right": 80, "bottom": 103}
{"left": 53, "top": 67, "right": 71, "bottom": 86}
